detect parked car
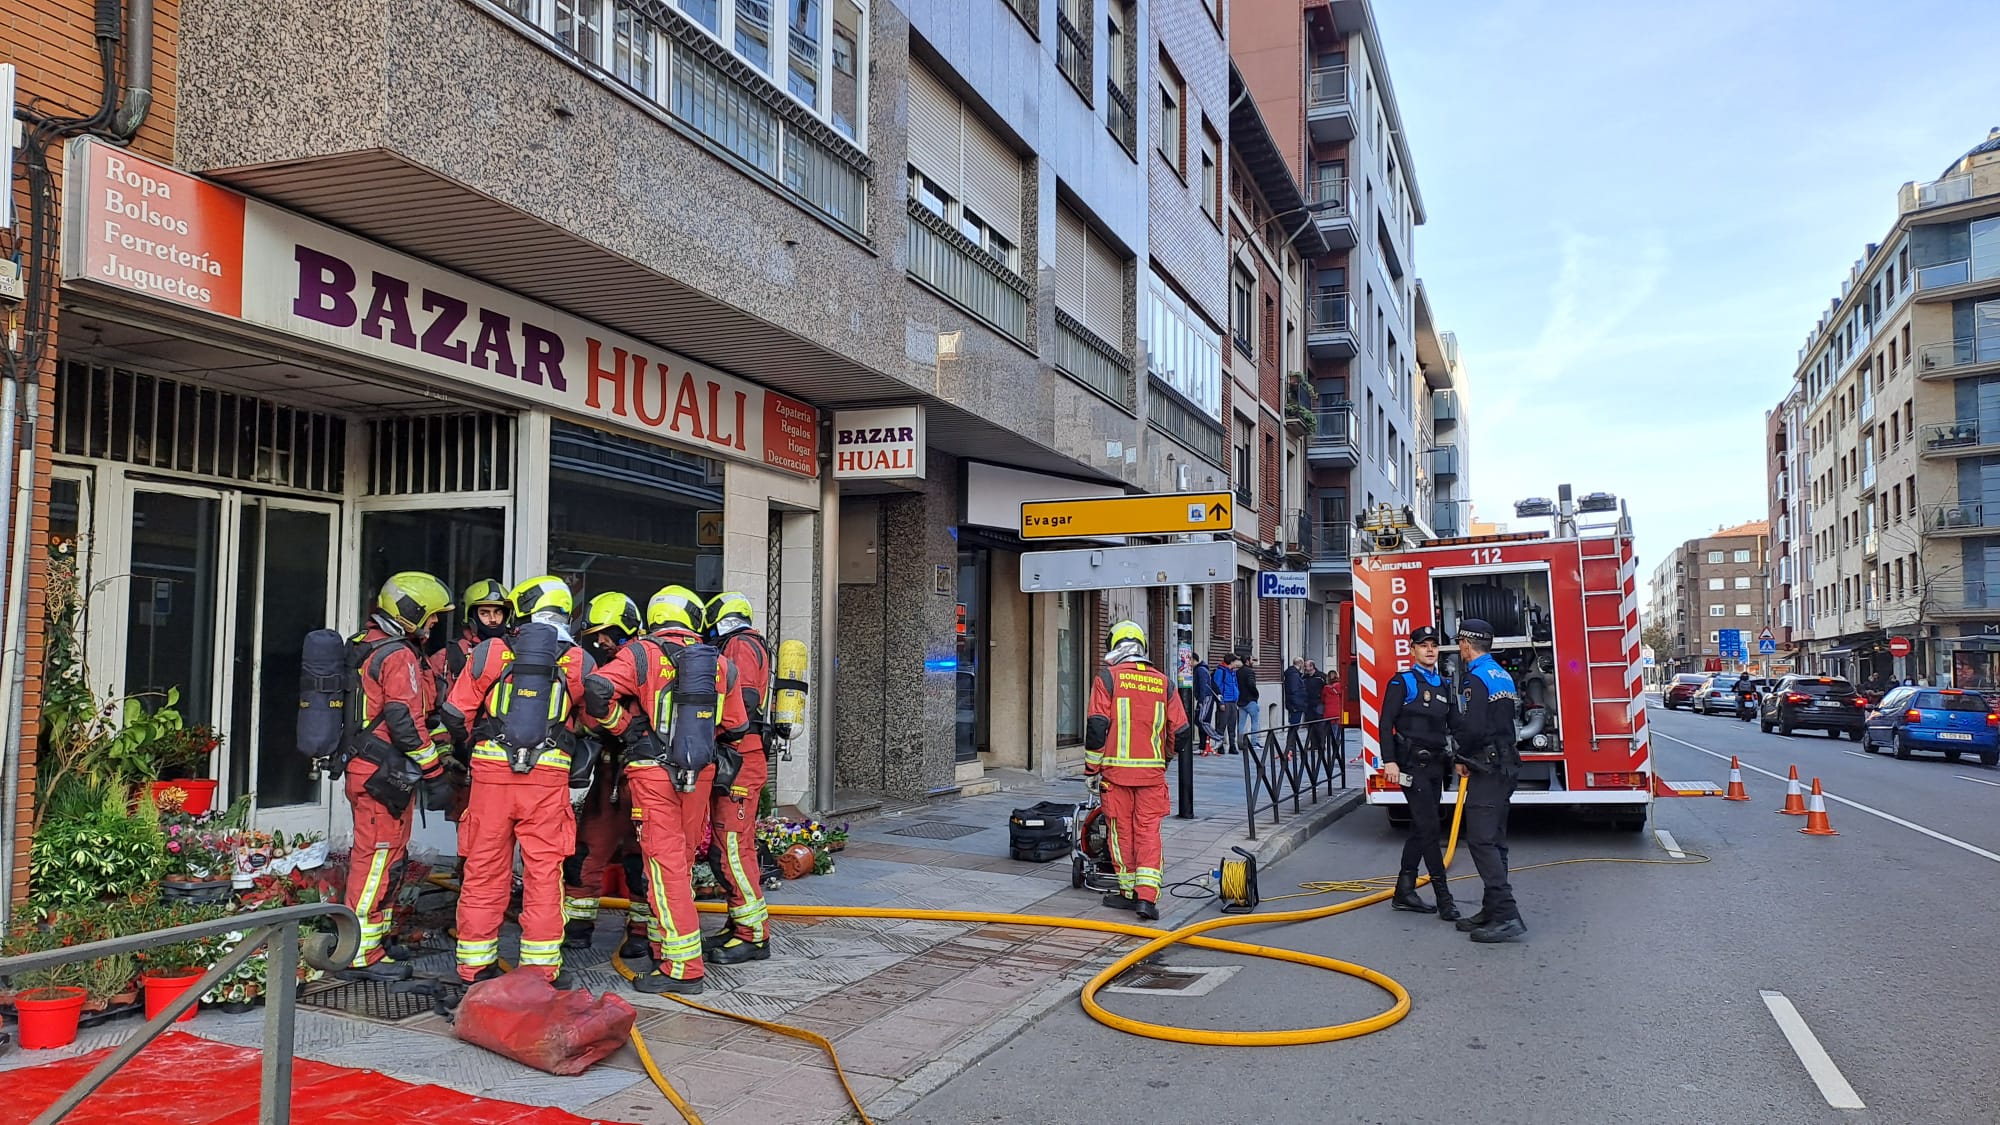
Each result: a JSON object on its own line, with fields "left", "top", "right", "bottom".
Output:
{"left": 1663, "top": 673, "right": 1708, "bottom": 710}
{"left": 1862, "top": 687, "right": 2000, "bottom": 765}
{"left": 1759, "top": 675, "right": 1868, "bottom": 739}
{"left": 1693, "top": 675, "right": 1755, "bottom": 716}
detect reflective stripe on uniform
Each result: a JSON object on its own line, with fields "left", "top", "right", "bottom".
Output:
{"left": 563, "top": 896, "right": 600, "bottom": 922}
{"left": 1135, "top": 866, "right": 1163, "bottom": 891}
{"left": 470, "top": 742, "right": 573, "bottom": 772}
{"left": 456, "top": 938, "right": 500, "bottom": 968}
{"left": 646, "top": 856, "right": 704, "bottom": 971}
{"left": 518, "top": 938, "right": 564, "bottom": 968}
{"left": 723, "top": 828, "right": 768, "bottom": 939}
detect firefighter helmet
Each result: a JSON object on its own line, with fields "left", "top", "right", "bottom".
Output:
{"left": 579, "top": 591, "right": 642, "bottom": 643}
{"left": 377, "top": 572, "right": 454, "bottom": 635}
{"left": 461, "top": 578, "right": 510, "bottom": 610}
{"left": 705, "top": 590, "right": 755, "bottom": 635}
{"left": 509, "top": 575, "right": 573, "bottom": 620}
{"left": 647, "top": 585, "right": 704, "bottom": 632}
{"left": 1106, "top": 620, "right": 1147, "bottom": 650}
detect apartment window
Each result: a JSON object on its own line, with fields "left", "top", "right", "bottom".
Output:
{"left": 1148, "top": 271, "right": 1223, "bottom": 416}
{"left": 1707, "top": 550, "right": 1723, "bottom": 563}
{"left": 1231, "top": 268, "right": 1255, "bottom": 357}
{"left": 1737, "top": 576, "right": 1754, "bottom": 589}
{"left": 1732, "top": 549, "right": 1751, "bottom": 563}
{"left": 555, "top": 0, "right": 604, "bottom": 61}
{"left": 610, "top": 2, "right": 656, "bottom": 91}
{"left": 1200, "top": 122, "right": 1220, "bottom": 222}
{"left": 907, "top": 62, "right": 1023, "bottom": 272}
{"left": 734, "top": 0, "right": 773, "bottom": 71}
{"left": 1053, "top": 201, "right": 1127, "bottom": 348}
{"left": 1709, "top": 631, "right": 1720, "bottom": 644}
{"left": 1158, "top": 55, "right": 1184, "bottom": 173}
{"left": 829, "top": 0, "right": 864, "bottom": 140}
{"left": 1736, "top": 604, "right": 1752, "bottom": 617}
{"left": 1709, "top": 605, "right": 1725, "bottom": 617}
{"left": 1234, "top": 418, "right": 1254, "bottom": 505}
{"left": 1105, "top": 2, "right": 1134, "bottom": 151}
{"left": 1708, "top": 578, "right": 1723, "bottom": 591}
{"left": 1056, "top": 0, "right": 1090, "bottom": 97}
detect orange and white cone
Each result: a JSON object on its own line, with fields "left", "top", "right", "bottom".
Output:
{"left": 1799, "top": 778, "right": 1838, "bottom": 836}
{"left": 1778, "top": 764, "right": 1807, "bottom": 815}
{"left": 1724, "top": 756, "right": 1751, "bottom": 802}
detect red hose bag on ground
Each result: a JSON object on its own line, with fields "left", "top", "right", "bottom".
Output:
{"left": 452, "top": 971, "right": 638, "bottom": 1075}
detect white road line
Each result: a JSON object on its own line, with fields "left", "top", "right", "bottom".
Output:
{"left": 1841, "top": 750, "right": 1871, "bottom": 759}
{"left": 1957, "top": 774, "right": 2000, "bottom": 788}
{"left": 1760, "top": 990, "right": 1866, "bottom": 1109}
{"left": 1651, "top": 731, "right": 2000, "bottom": 865}
{"left": 1654, "top": 829, "right": 1687, "bottom": 859}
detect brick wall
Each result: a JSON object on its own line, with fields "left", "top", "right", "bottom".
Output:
{"left": 3, "top": 0, "right": 180, "bottom": 908}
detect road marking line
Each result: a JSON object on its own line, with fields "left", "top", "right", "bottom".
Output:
{"left": 1842, "top": 750, "right": 1871, "bottom": 759}
{"left": 1654, "top": 829, "right": 1686, "bottom": 858}
{"left": 1759, "top": 990, "right": 1865, "bottom": 1109}
{"left": 1957, "top": 774, "right": 2000, "bottom": 788}
{"left": 1652, "top": 731, "right": 2000, "bottom": 865}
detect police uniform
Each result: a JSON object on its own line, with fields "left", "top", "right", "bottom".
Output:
{"left": 1380, "top": 625, "right": 1457, "bottom": 920}
{"left": 1449, "top": 619, "right": 1527, "bottom": 942}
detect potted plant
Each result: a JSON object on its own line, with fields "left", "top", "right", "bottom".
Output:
{"left": 13, "top": 984, "right": 89, "bottom": 1048}
{"left": 135, "top": 902, "right": 228, "bottom": 1024}
{"left": 27, "top": 780, "right": 166, "bottom": 908}
{"left": 160, "top": 823, "right": 236, "bottom": 905}
{"left": 147, "top": 725, "right": 222, "bottom": 816}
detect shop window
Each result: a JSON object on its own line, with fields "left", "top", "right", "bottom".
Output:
{"left": 547, "top": 421, "right": 725, "bottom": 604}
{"left": 366, "top": 412, "right": 514, "bottom": 496}
{"left": 55, "top": 361, "right": 346, "bottom": 494}
{"left": 1057, "top": 591, "right": 1085, "bottom": 743}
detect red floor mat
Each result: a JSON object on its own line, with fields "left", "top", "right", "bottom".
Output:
{"left": 2, "top": 1031, "right": 633, "bottom": 1125}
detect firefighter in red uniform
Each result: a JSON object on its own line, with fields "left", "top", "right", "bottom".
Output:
{"left": 343, "top": 572, "right": 456, "bottom": 982}
{"left": 703, "top": 591, "right": 773, "bottom": 965}
{"left": 564, "top": 592, "right": 651, "bottom": 959}
{"left": 428, "top": 579, "right": 509, "bottom": 836}
{"left": 583, "top": 585, "right": 749, "bottom": 994}
{"left": 441, "top": 575, "right": 598, "bottom": 986}
{"left": 1085, "top": 620, "right": 1191, "bottom": 922}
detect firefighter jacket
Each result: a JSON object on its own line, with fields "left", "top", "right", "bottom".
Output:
{"left": 440, "top": 633, "right": 597, "bottom": 782}
{"left": 716, "top": 628, "right": 773, "bottom": 755}
{"left": 581, "top": 628, "right": 751, "bottom": 772}
{"left": 1451, "top": 653, "right": 1519, "bottom": 773}
{"left": 1380, "top": 663, "right": 1451, "bottom": 771}
{"left": 1083, "top": 659, "right": 1192, "bottom": 786}
{"left": 355, "top": 623, "right": 446, "bottom": 777}
{"left": 428, "top": 629, "right": 478, "bottom": 688}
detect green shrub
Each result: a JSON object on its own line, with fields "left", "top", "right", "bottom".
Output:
{"left": 29, "top": 787, "right": 167, "bottom": 908}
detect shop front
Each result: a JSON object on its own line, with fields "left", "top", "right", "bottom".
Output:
{"left": 53, "top": 138, "right": 822, "bottom": 842}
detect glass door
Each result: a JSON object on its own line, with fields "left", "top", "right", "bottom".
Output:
{"left": 955, "top": 548, "right": 989, "bottom": 763}
{"left": 122, "top": 484, "right": 228, "bottom": 729}
{"left": 358, "top": 505, "right": 508, "bottom": 665}
{"left": 228, "top": 498, "right": 340, "bottom": 834}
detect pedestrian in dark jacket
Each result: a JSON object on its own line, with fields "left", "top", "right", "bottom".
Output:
{"left": 1233, "top": 656, "right": 1261, "bottom": 745}
{"left": 1192, "top": 656, "right": 1218, "bottom": 751}
{"left": 1304, "top": 662, "right": 1327, "bottom": 721}
{"left": 1283, "top": 660, "right": 1309, "bottom": 726}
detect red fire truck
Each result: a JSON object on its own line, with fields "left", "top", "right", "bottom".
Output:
{"left": 1353, "top": 491, "right": 1655, "bottom": 831}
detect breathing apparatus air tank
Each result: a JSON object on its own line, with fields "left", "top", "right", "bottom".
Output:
{"left": 767, "top": 639, "right": 811, "bottom": 759}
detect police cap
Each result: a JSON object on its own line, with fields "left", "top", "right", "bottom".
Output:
{"left": 1457, "top": 619, "right": 1495, "bottom": 643}
{"left": 1409, "top": 626, "right": 1442, "bottom": 646}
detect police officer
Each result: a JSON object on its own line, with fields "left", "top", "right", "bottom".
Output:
{"left": 1449, "top": 619, "right": 1527, "bottom": 943}
{"left": 1378, "top": 625, "right": 1458, "bottom": 921}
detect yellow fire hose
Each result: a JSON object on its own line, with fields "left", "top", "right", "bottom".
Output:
{"left": 432, "top": 783, "right": 1707, "bottom": 1124}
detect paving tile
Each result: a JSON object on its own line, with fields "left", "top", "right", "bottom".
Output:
{"left": 830, "top": 1015, "right": 976, "bottom": 1079}
{"left": 662, "top": 1054, "right": 799, "bottom": 1110}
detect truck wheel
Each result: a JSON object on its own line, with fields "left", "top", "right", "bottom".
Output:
{"left": 1386, "top": 809, "right": 1411, "bottom": 829}
{"left": 1894, "top": 733, "right": 1913, "bottom": 760}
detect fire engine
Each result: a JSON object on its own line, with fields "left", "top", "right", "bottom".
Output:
{"left": 1354, "top": 487, "right": 1658, "bottom": 831}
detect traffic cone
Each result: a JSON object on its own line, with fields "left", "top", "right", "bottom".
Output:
{"left": 1724, "top": 756, "right": 1750, "bottom": 801}
{"left": 1778, "top": 765, "right": 1807, "bottom": 815}
{"left": 1799, "top": 778, "right": 1838, "bottom": 836}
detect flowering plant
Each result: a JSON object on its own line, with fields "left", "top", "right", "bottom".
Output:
{"left": 162, "top": 822, "right": 237, "bottom": 880}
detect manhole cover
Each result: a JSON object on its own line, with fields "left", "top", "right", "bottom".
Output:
{"left": 301, "top": 976, "right": 463, "bottom": 1022}
{"left": 1105, "top": 964, "right": 1242, "bottom": 997}
{"left": 888, "top": 821, "right": 988, "bottom": 840}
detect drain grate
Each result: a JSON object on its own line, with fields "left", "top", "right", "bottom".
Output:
{"left": 1104, "top": 963, "right": 1242, "bottom": 997}
{"left": 1119, "top": 969, "right": 1207, "bottom": 992}
{"left": 301, "top": 976, "right": 463, "bottom": 1022}
{"left": 887, "top": 821, "right": 988, "bottom": 840}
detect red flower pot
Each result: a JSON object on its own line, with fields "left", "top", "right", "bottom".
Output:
{"left": 151, "top": 779, "right": 218, "bottom": 816}
{"left": 142, "top": 970, "right": 205, "bottom": 1023}
{"left": 15, "top": 986, "right": 88, "bottom": 1048}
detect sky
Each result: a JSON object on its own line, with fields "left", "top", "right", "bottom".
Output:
{"left": 1371, "top": 0, "right": 2000, "bottom": 589}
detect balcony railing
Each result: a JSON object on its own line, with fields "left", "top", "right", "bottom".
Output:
{"left": 1313, "top": 523, "right": 1355, "bottom": 568}
{"left": 1860, "top": 463, "right": 1876, "bottom": 492}
{"left": 1925, "top": 581, "right": 2000, "bottom": 615}
{"left": 1433, "top": 390, "right": 1458, "bottom": 423}
{"left": 1055, "top": 4, "right": 1090, "bottom": 96}
{"left": 1307, "top": 64, "right": 1352, "bottom": 109}
{"left": 1147, "top": 378, "right": 1226, "bottom": 466}
{"left": 1929, "top": 500, "right": 2000, "bottom": 532}
{"left": 1106, "top": 79, "right": 1137, "bottom": 153}
{"left": 1863, "top": 596, "right": 1882, "bottom": 624}
{"left": 1862, "top": 529, "right": 1879, "bottom": 556}
{"left": 1284, "top": 508, "right": 1314, "bottom": 556}
{"left": 1307, "top": 403, "right": 1360, "bottom": 464}
{"left": 1921, "top": 418, "right": 1992, "bottom": 453}
{"left": 1427, "top": 444, "right": 1459, "bottom": 477}
{"left": 1433, "top": 500, "right": 1461, "bottom": 537}
{"left": 1053, "top": 309, "right": 1133, "bottom": 408}
{"left": 1309, "top": 289, "right": 1350, "bottom": 333}
{"left": 1859, "top": 396, "right": 1876, "bottom": 425}
{"left": 1919, "top": 337, "right": 2000, "bottom": 375}
{"left": 906, "top": 200, "right": 1031, "bottom": 343}
{"left": 1305, "top": 175, "right": 1351, "bottom": 217}
{"left": 1900, "top": 172, "right": 1975, "bottom": 213}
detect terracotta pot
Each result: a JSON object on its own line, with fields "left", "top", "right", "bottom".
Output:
{"left": 16, "top": 986, "right": 88, "bottom": 1049}
{"left": 142, "top": 970, "right": 206, "bottom": 1024}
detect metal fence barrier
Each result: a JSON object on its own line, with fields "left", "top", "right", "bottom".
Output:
{"left": 0, "top": 901, "right": 359, "bottom": 1125}
{"left": 1236, "top": 717, "right": 1349, "bottom": 840}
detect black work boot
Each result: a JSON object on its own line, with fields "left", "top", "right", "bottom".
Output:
{"left": 562, "top": 920, "right": 596, "bottom": 951}
{"left": 632, "top": 970, "right": 706, "bottom": 995}
{"left": 1469, "top": 916, "right": 1527, "bottom": 944}
{"left": 1391, "top": 871, "right": 1436, "bottom": 913}
{"left": 1454, "top": 909, "right": 1490, "bottom": 933}
{"left": 338, "top": 957, "right": 413, "bottom": 984}
{"left": 1431, "top": 876, "right": 1460, "bottom": 922}
{"left": 1134, "top": 899, "right": 1160, "bottom": 922}
{"left": 709, "top": 936, "right": 770, "bottom": 965}
{"left": 621, "top": 929, "right": 653, "bottom": 960}
{"left": 1102, "top": 892, "right": 1138, "bottom": 911}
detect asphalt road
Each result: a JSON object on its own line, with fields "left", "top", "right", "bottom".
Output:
{"left": 897, "top": 700, "right": 2000, "bottom": 1125}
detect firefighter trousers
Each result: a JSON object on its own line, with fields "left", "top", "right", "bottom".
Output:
{"left": 1101, "top": 779, "right": 1167, "bottom": 903}
{"left": 456, "top": 776, "right": 576, "bottom": 982}
{"left": 564, "top": 774, "right": 638, "bottom": 930}
{"left": 342, "top": 760, "right": 412, "bottom": 968}
{"left": 1397, "top": 766, "right": 1450, "bottom": 885}
{"left": 710, "top": 747, "right": 769, "bottom": 943}
{"left": 1465, "top": 768, "right": 1520, "bottom": 922}
{"left": 626, "top": 765, "right": 714, "bottom": 980}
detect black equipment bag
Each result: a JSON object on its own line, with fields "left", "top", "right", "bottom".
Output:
{"left": 1007, "top": 801, "right": 1075, "bottom": 863}
{"left": 497, "top": 622, "right": 569, "bottom": 774}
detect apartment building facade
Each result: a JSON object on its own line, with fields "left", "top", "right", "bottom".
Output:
{"left": 1780, "top": 129, "right": 2000, "bottom": 688}
{"left": 1414, "top": 280, "right": 1468, "bottom": 538}
{"left": 1233, "top": 0, "right": 1430, "bottom": 669}
{"left": 2, "top": 0, "right": 1273, "bottom": 893}
{"left": 1653, "top": 522, "right": 1770, "bottom": 675}
{"left": 1766, "top": 383, "right": 1808, "bottom": 672}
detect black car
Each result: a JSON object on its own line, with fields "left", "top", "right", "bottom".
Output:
{"left": 1759, "top": 675, "right": 1868, "bottom": 740}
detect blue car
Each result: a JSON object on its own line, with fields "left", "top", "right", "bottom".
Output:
{"left": 1862, "top": 687, "right": 2000, "bottom": 765}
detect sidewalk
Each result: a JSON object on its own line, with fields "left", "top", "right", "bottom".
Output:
{"left": 2, "top": 734, "right": 1361, "bottom": 1124}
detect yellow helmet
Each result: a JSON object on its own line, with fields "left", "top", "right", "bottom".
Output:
{"left": 509, "top": 575, "right": 573, "bottom": 620}
{"left": 1107, "top": 619, "right": 1147, "bottom": 650}
{"left": 579, "top": 591, "right": 642, "bottom": 643}
{"left": 705, "top": 590, "right": 755, "bottom": 635}
{"left": 377, "top": 572, "right": 453, "bottom": 634}
{"left": 646, "top": 584, "right": 704, "bottom": 631}
{"left": 461, "top": 578, "right": 509, "bottom": 610}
